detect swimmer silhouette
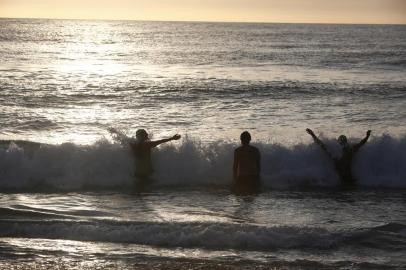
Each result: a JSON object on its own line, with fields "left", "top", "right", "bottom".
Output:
{"left": 109, "top": 128, "right": 180, "bottom": 186}
{"left": 131, "top": 129, "right": 180, "bottom": 178}
{"left": 306, "top": 128, "right": 371, "bottom": 185}
{"left": 233, "top": 131, "right": 261, "bottom": 194}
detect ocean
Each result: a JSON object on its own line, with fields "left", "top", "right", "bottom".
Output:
{"left": 0, "top": 18, "right": 405, "bottom": 269}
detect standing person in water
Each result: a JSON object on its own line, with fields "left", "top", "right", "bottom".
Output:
{"left": 233, "top": 131, "right": 261, "bottom": 194}
{"left": 131, "top": 129, "right": 181, "bottom": 180}
{"left": 306, "top": 128, "right": 371, "bottom": 186}
{"left": 109, "top": 128, "right": 181, "bottom": 184}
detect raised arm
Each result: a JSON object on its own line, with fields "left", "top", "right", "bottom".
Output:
{"left": 306, "top": 128, "right": 332, "bottom": 158}
{"left": 353, "top": 130, "right": 371, "bottom": 152}
{"left": 147, "top": 134, "right": 181, "bottom": 148}
{"left": 108, "top": 127, "right": 133, "bottom": 145}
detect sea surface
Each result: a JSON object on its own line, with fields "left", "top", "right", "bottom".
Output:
{"left": 0, "top": 19, "right": 406, "bottom": 269}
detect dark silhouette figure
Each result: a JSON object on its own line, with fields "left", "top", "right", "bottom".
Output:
{"left": 109, "top": 128, "right": 180, "bottom": 187}
{"left": 130, "top": 129, "right": 181, "bottom": 179}
{"left": 233, "top": 131, "right": 261, "bottom": 194}
{"left": 306, "top": 128, "right": 371, "bottom": 185}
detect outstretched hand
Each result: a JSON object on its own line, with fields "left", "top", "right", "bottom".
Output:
{"left": 171, "top": 134, "right": 181, "bottom": 140}
{"left": 306, "top": 128, "right": 314, "bottom": 135}
{"left": 107, "top": 127, "right": 132, "bottom": 145}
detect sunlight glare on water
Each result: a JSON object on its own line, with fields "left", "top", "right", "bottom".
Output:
{"left": 0, "top": 20, "right": 405, "bottom": 145}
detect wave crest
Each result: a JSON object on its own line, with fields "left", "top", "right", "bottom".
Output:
{"left": 0, "top": 135, "right": 405, "bottom": 191}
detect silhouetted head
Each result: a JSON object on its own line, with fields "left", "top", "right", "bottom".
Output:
{"left": 136, "top": 129, "right": 148, "bottom": 141}
{"left": 240, "top": 131, "right": 251, "bottom": 145}
{"left": 337, "top": 135, "right": 348, "bottom": 146}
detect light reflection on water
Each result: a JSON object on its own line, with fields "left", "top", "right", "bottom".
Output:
{"left": 1, "top": 20, "right": 405, "bottom": 144}
{"left": 0, "top": 18, "right": 405, "bottom": 270}
{"left": 0, "top": 190, "right": 405, "bottom": 268}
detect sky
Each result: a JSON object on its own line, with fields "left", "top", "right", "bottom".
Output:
{"left": 0, "top": 0, "right": 405, "bottom": 24}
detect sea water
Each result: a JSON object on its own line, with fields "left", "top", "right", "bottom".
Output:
{"left": 0, "top": 19, "right": 405, "bottom": 269}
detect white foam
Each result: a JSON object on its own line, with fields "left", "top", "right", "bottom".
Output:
{"left": 0, "top": 220, "right": 338, "bottom": 250}
{"left": 0, "top": 135, "right": 405, "bottom": 190}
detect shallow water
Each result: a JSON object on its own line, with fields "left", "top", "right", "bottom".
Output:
{"left": 0, "top": 190, "right": 405, "bottom": 269}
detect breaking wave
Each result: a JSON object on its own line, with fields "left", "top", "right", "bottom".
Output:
{"left": 0, "top": 218, "right": 405, "bottom": 251}
{"left": 0, "top": 134, "right": 405, "bottom": 191}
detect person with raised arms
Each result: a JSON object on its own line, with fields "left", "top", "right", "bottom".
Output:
{"left": 306, "top": 128, "right": 371, "bottom": 186}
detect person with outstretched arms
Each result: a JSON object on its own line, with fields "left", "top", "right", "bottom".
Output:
{"left": 306, "top": 128, "right": 371, "bottom": 185}
{"left": 109, "top": 128, "right": 181, "bottom": 185}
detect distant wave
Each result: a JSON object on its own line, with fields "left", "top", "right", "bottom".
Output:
{"left": 0, "top": 135, "right": 405, "bottom": 191}
{"left": 0, "top": 218, "right": 404, "bottom": 251}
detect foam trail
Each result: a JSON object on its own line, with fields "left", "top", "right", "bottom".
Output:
{"left": 0, "top": 135, "right": 405, "bottom": 191}
{"left": 0, "top": 219, "right": 404, "bottom": 251}
{"left": 0, "top": 140, "right": 135, "bottom": 190}
{"left": 0, "top": 220, "right": 340, "bottom": 250}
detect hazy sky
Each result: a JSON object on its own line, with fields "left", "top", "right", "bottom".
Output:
{"left": 0, "top": 0, "right": 405, "bottom": 24}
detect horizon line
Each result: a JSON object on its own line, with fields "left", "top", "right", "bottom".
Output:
{"left": 0, "top": 16, "right": 405, "bottom": 26}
